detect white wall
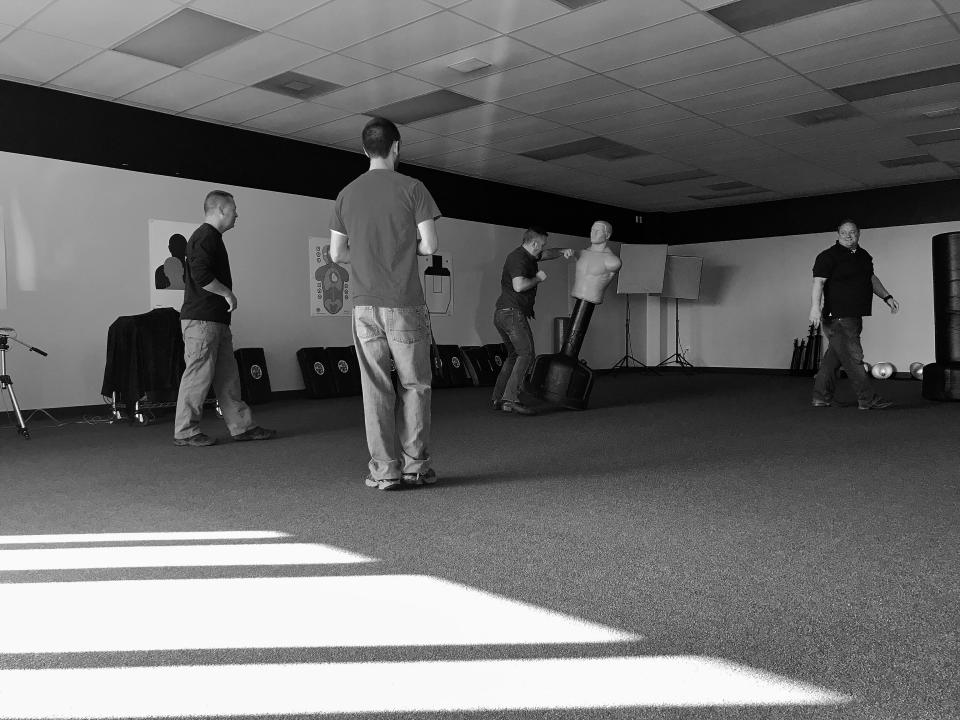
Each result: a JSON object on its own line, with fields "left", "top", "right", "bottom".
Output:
{"left": 0, "top": 150, "right": 584, "bottom": 410}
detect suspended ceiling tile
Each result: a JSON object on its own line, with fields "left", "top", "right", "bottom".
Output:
{"left": 400, "top": 135, "right": 475, "bottom": 159}
{"left": 186, "top": 86, "right": 299, "bottom": 123}
{"left": 850, "top": 83, "right": 960, "bottom": 115}
{"left": 809, "top": 40, "right": 960, "bottom": 89}
{"left": 0, "top": 29, "right": 98, "bottom": 83}
{"left": 705, "top": 91, "right": 842, "bottom": 125}
{"left": 606, "top": 37, "right": 765, "bottom": 88}
{"left": 645, "top": 58, "right": 795, "bottom": 101}
{"left": 924, "top": 140, "right": 960, "bottom": 161}
{"left": 553, "top": 153, "right": 694, "bottom": 180}
{"left": 452, "top": 116, "right": 562, "bottom": 144}
{"left": 51, "top": 50, "right": 176, "bottom": 98}
{"left": 538, "top": 89, "right": 663, "bottom": 125}
{"left": 779, "top": 17, "right": 958, "bottom": 74}
{"left": 563, "top": 13, "right": 733, "bottom": 72}
{"left": 273, "top": 0, "right": 440, "bottom": 52}
{"left": 341, "top": 12, "right": 497, "bottom": 70}
{"left": 451, "top": 0, "right": 567, "bottom": 32}
{"left": 25, "top": 0, "right": 178, "bottom": 49}
{"left": 399, "top": 36, "right": 548, "bottom": 87}
{"left": 0, "top": 25, "right": 13, "bottom": 43}
{"left": 730, "top": 117, "right": 802, "bottom": 136}
{"left": 316, "top": 73, "right": 438, "bottom": 112}
{"left": 453, "top": 57, "right": 592, "bottom": 101}
{"left": 745, "top": 0, "right": 943, "bottom": 55}
{"left": 498, "top": 75, "right": 629, "bottom": 114}
{"left": 0, "top": 0, "right": 57, "bottom": 26}
{"left": 189, "top": 32, "right": 326, "bottom": 85}
{"left": 295, "top": 54, "right": 387, "bottom": 87}
{"left": 114, "top": 8, "right": 257, "bottom": 67}
{"left": 427, "top": 145, "right": 508, "bottom": 168}
{"left": 242, "top": 102, "right": 349, "bottom": 134}
{"left": 574, "top": 103, "right": 694, "bottom": 135}
{"left": 493, "top": 127, "right": 593, "bottom": 154}
{"left": 632, "top": 127, "right": 747, "bottom": 154}
{"left": 122, "top": 69, "right": 242, "bottom": 111}
{"left": 409, "top": 103, "right": 521, "bottom": 134}
{"left": 294, "top": 114, "right": 370, "bottom": 144}
{"left": 512, "top": 0, "right": 692, "bottom": 54}
{"left": 676, "top": 76, "right": 824, "bottom": 115}
{"left": 188, "top": 0, "right": 328, "bottom": 31}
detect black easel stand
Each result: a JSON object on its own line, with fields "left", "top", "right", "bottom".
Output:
{"left": 610, "top": 294, "right": 657, "bottom": 374}
{"left": 657, "top": 298, "right": 695, "bottom": 370}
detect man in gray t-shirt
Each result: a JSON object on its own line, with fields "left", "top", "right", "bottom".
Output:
{"left": 330, "top": 117, "right": 441, "bottom": 490}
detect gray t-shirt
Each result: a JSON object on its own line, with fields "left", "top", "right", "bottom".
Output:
{"left": 330, "top": 169, "right": 440, "bottom": 308}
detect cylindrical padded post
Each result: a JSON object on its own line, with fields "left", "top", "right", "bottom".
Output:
{"left": 932, "top": 232, "right": 960, "bottom": 364}
{"left": 561, "top": 299, "right": 595, "bottom": 358}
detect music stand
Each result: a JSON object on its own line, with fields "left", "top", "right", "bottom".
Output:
{"left": 657, "top": 255, "right": 702, "bottom": 370}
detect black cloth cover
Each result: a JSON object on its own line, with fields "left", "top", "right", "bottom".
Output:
{"left": 922, "top": 362, "right": 960, "bottom": 401}
{"left": 101, "top": 308, "right": 184, "bottom": 402}
{"left": 932, "top": 232, "right": 960, "bottom": 364}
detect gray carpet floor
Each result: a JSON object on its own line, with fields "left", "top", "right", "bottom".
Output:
{"left": 1, "top": 372, "right": 956, "bottom": 720}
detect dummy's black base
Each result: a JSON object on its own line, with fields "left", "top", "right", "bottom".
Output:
{"left": 921, "top": 362, "right": 960, "bottom": 401}
{"left": 526, "top": 353, "right": 594, "bottom": 410}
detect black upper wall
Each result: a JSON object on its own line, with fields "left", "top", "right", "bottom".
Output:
{"left": 0, "top": 79, "right": 647, "bottom": 241}
{"left": 3, "top": 79, "right": 958, "bottom": 245}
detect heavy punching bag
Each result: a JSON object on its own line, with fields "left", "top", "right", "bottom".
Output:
{"left": 922, "top": 232, "right": 960, "bottom": 400}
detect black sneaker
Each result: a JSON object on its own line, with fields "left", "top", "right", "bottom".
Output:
{"left": 859, "top": 398, "right": 893, "bottom": 410}
{"left": 501, "top": 400, "right": 536, "bottom": 415}
{"left": 402, "top": 469, "right": 438, "bottom": 486}
{"left": 173, "top": 433, "right": 216, "bottom": 447}
{"left": 364, "top": 475, "right": 402, "bottom": 491}
{"left": 491, "top": 399, "right": 504, "bottom": 411}
{"left": 231, "top": 426, "right": 277, "bottom": 441}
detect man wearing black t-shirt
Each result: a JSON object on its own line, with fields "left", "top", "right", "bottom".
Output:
{"left": 492, "top": 227, "right": 574, "bottom": 415}
{"left": 810, "top": 220, "right": 900, "bottom": 410}
{"left": 173, "top": 190, "right": 276, "bottom": 446}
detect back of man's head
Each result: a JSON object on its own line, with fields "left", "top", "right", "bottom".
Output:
{"left": 362, "top": 117, "right": 401, "bottom": 158}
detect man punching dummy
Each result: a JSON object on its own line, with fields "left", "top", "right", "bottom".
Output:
{"left": 525, "top": 221, "right": 620, "bottom": 410}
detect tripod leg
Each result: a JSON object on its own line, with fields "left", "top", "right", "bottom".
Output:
{"left": 1, "top": 376, "right": 30, "bottom": 439}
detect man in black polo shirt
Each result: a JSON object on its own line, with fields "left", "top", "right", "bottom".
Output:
{"left": 173, "top": 190, "right": 276, "bottom": 446}
{"left": 492, "top": 227, "right": 574, "bottom": 415}
{"left": 810, "top": 220, "right": 900, "bottom": 410}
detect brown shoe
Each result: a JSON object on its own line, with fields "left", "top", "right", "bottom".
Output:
{"left": 231, "top": 426, "right": 277, "bottom": 441}
{"left": 173, "top": 433, "right": 217, "bottom": 447}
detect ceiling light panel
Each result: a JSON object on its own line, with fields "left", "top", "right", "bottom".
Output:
{"left": 400, "top": 36, "right": 549, "bottom": 87}
{"left": 907, "top": 128, "right": 960, "bottom": 145}
{"left": 0, "top": 29, "right": 99, "bottom": 83}
{"left": 744, "top": 0, "right": 942, "bottom": 55}
{"left": 25, "top": 0, "right": 178, "bottom": 49}
{"left": 563, "top": 13, "right": 733, "bottom": 73}
{"left": 809, "top": 40, "right": 960, "bottom": 89}
{"left": 833, "top": 62, "right": 960, "bottom": 102}
{"left": 492, "top": 127, "right": 593, "bottom": 154}
{"left": 705, "top": 90, "right": 842, "bottom": 125}
{"left": 188, "top": 0, "right": 330, "bottom": 31}
{"left": 708, "top": 0, "right": 862, "bottom": 33}
{"left": 367, "top": 89, "right": 483, "bottom": 124}
{"left": 449, "top": 0, "right": 567, "bottom": 33}
{"left": 114, "top": 8, "right": 257, "bottom": 67}
{"left": 449, "top": 58, "right": 491, "bottom": 73}
{"left": 520, "top": 136, "right": 644, "bottom": 161}
{"left": 189, "top": 32, "right": 325, "bottom": 85}
{"left": 629, "top": 169, "right": 716, "bottom": 186}
{"left": 677, "top": 76, "right": 822, "bottom": 115}
{"left": 272, "top": 0, "right": 439, "bottom": 52}
{"left": 512, "top": 0, "right": 691, "bottom": 55}
{"left": 878, "top": 154, "right": 941, "bottom": 167}
{"left": 340, "top": 13, "right": 497, "bottom": 70}
{"left": 788, "top": 104, "right": 862, "bottom": 126}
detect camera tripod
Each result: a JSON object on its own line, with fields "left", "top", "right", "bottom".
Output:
{"left": 0, "top": 328, "right": 49, "bottom": 440}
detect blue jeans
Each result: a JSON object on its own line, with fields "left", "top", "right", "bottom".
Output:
{"left": 174, "top": 320, "right": 254, "bottom": 439}
{"left": 813, "top": 317, "right": 879, "bottom": 407}
{"left": 492, "top": 307, "right": 535, "bottom": 404}
{"left": 352, "top": 305, "right": 432, "bottom": 480}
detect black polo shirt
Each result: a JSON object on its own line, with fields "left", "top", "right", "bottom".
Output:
{"left": 812, "top": 242, "right": 874, "bottom": 318}
{"left": 496, "top": 246, "right": 540, "bottom": 318}
{"left": 180, "top": 223, "right": 233, "bottom": 325}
